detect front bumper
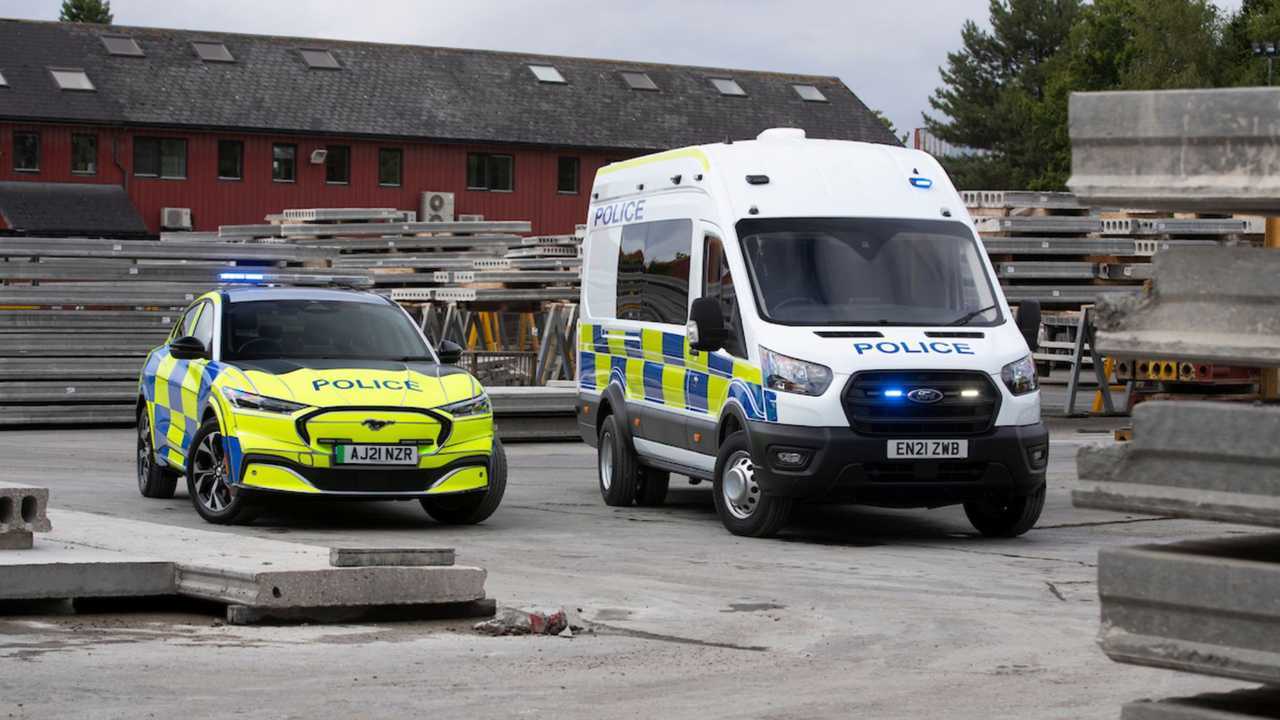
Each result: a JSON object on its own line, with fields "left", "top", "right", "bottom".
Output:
{"left": 238, "top": 453, "right": 492, "bottom": 499}
{"left": 748, "top": 421, "right": 1048, "bottom": 508}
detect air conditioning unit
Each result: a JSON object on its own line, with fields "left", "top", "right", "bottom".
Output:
{"left": 420, "top": 191, "right": 455, "bottom": 223}
{"left": 161, "top": 207, "right": 192, "bottom": 230}
{"left": 309, "top": 148, "right": 328, "bottom": 164}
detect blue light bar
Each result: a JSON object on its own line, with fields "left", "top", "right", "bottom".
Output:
{"left": 219, "top": 272, "right": 268, "bottom": 283}
{"left": 884, "top": 389, "right": 904, "bottom": 398}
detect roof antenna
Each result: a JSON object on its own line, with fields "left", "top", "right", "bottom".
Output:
{"left": 725, "top": 136, "right": 733, "bottom": 145}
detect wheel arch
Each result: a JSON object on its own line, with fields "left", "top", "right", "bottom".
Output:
{"left": 716, "top": 401, "right": 751, "bottom": 449}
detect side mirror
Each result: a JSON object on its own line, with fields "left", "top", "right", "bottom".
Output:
{"left": 169, "top": 335, "right": 208, "bottom": 360}
{"left": 1015, "top": 300, "right": 1041, "bottom": 353}
{"left": 688, "top": 297, "right": 729, "bottom": 352}
{"left": 436, "top": 339, "right": 464, "bottom": 365}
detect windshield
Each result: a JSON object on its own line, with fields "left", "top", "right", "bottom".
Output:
{"left": 737, "top": 218, "right": 1002, "bottom": 326}
{"left": 222, "top": 300, "right": 432, "bottom": 361}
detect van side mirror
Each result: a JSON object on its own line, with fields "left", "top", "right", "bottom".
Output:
{"left": 436, "top": 339, "right": 464, "bottom": 365}
{"left": 1015, "top": 301, "right": 1041, "bottom": 353}
{"left": 688, "top": 297, "right": 729, "bottom": 352}
{"left": 169, "top": 335, "right": 208, "bottom": 360}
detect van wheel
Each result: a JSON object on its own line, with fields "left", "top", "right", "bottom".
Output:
{"left": 421, "top": 439, "right": 507, "bottom": 524}
{"left": 635, "top": 468, "right": 670, "bottom": 507}
{"left": 964, "top": 484, "right": 1045, "bottom": 538}
{"left": 712, "top": 431, "right": 791, "bottom": 538}
{"left": 597, "top": 415, "right": 639, "bottom": 506}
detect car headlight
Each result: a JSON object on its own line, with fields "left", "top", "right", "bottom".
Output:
{"left": 220, "top": 387, "right": 308, "bottom": 415}
{"left": 1001, "top": 355, "right": 1039, "bottom": 395}
{"left": 439, "top": 393, "right": 491, "bottom": 417}
{"left": 761, "top": 346, "right": 832, "bottom": 396}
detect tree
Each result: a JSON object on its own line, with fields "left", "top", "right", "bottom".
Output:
{"left": 871, "top": 110, "right": 908, "bottom": 145}
{"left": 59, "top": 0, "right": 113, "bottom": 24}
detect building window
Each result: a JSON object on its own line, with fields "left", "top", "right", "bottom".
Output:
{"left": 557, "top": 156, "right": 579, "bottom": 194}
{"left": 13, "top": 132, "right": 39, "bottom": 172}
{"left": 272, "top": 143, "right": 297, "bottom": 182}
{"left": 709, "top": 77, "right": 746, "bottom": 96}
{"left": 217, "top": 140, "right": 243, "bottom": 180}
{"left": 193, "top": 41, "right": 234, "bottom": 63}
{"left": 101, "top": 36, "right": 144, "bottom": 57}
{"left": 467, "top": 153, "right": 514, "bottom": 192}
{"left": 50, "top": 68, "right": 95, "bottom": 92}
{"left": 792, "top": 84, "right": 827, "bottom": 102}
{"left": 325, "top": 145, "right": 350, "bottom": 184}
{"left": 133, "top": 137, "right": 187, "bottom": 179}
{"left": 621, "top": 71, "right": 658, "bottom": 91}
{"left": 528, "top": 64, "right": 565, "bottom": 83}
{"left": 300, "top": 49, "right": 340, "bottom": 69}
{"left": 378, "top": 148, "right": 402, "bottom": 187}
{"left": 71, "top": 133, "right": 97, "bottom": 175}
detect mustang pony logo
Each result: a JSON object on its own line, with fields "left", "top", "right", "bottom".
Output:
{"left": 361, "top": 419, "right": 397, "bottom": 431}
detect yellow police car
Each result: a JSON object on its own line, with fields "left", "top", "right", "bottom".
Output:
{"left": 135, "top": 285, "right": 504, "bottom": 525}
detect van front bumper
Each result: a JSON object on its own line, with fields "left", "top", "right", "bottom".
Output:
{"left": 747, "top": 421, "right": 1048, "bottom": 508}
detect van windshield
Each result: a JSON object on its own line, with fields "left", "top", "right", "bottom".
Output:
{"left": 736, "top": 217, "right": 1002, "bottom": 327}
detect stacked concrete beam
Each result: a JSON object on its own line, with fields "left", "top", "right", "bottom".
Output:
{"left": 1070, "top": 86, "right": 1280, "bottom": 719}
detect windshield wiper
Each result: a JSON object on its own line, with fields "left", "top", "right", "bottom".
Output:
{"left": 945, "top": 304, "right": 999, "bottom": 326}
{"left": 388, "top": 355, "right": 434, "bottom": 362}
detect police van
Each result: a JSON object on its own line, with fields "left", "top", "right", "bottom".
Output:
{"left": 576, "top": 128, "right": 1047, "bottom": 538}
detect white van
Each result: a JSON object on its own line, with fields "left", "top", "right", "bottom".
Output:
{"left": 576, "top": 128, "right": 1047, "bottom": 538}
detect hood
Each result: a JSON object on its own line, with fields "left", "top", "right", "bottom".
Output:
{"left": 760, "top": 322, "right": 1030, "bottom": 375}
{"left": 224, "top": 359, "right": 481, "bottom": 409}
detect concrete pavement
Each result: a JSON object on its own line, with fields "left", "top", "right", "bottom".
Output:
{"left": 0, "top": 424, "right": 1259, "bottom": 719}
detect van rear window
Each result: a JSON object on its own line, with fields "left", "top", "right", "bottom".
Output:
{"left": 616, "top": 219, "right": 693, "bottom": 324}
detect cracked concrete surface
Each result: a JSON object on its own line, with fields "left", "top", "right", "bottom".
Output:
{"left": 0, "top": 424, "right": 1261, "bottom": 719}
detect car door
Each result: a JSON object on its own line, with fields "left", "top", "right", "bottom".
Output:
{"left": 154, "top": 300, "right": 212, "bottom": 464}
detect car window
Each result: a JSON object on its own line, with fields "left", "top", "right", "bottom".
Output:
{"left": 191, "top": 301, "right": 215, "bottom": 350}
{"left": 173, "top": 303, "right": 200, "bottom": 340}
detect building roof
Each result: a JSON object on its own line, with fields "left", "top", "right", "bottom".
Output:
{"left": 0, "top": 181, "right": 148, "bottom": 236}
{"left": 0, "top": 18, "right": 899, "bottom": 151}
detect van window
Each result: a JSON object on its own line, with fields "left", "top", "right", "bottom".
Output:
{"left": 703, "top": 235, "right": 746, "bottom": 358}
{"left": 616, "top": 219, "right": 692, "bottom": 324}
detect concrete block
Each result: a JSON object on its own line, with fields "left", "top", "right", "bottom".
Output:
{"left": 1124, "top": 687, "right": 1280, "bottom": 720}
{"left": 0, "top": 482, "right": 53, "bottom": 538}
{"left": 1093, "top": 247, "right": 1280, "bottom": 367}
{"left": 0, "top": 530, "right": 33, "bottom": 550}
{"left": 1075, "top": 402, "right": 1280, "bottom": 526}
{"left": 1098, "top": 534, "right": 1280, "bottom": 684}
{"left": 1069, "top": 87, "right": 1280, "bottom": 213}
{"left": 329, "top": 547, "right": 455, "bottom": 567}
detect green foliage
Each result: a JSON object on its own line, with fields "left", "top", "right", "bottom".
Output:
{"left": 59, "top": 0, "right": 113, "bottom": 24}
{"left": 871, "top": 110, "right": 909, "bottom": 144}
{"left": 927, "top": 0, "right": 1270, "bottom": 191}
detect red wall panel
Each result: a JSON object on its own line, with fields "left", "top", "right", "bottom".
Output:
{"left": 1, "top": 122, "right": 636, "bottom": 235}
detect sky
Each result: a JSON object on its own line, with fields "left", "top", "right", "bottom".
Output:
{"left": 0, "top": 0, "right": 1247, "bottom": 141}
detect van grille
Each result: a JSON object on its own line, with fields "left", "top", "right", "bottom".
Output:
{"left": 843, "top": 370, "right": 1000, "bottom": 436}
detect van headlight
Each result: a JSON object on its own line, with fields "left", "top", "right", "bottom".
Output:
{"left": 1001, "top": 355, "right": 1039, "bottom": 395}
{"left": 761, "top": 347, "right": 832, "bottom": 396}
{"left": 221, "top": 387, "right": 308, "bottom": 415}
{"left": 440, "top": 393, "right": 491, "bottom": 417}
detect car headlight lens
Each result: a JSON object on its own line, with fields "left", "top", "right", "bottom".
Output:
{"left": 761, "top": 346, "right": 833, "bottom": 396}
{"left": 1001, "top": 355, "right": 1039, "bottom": 395}
{"left": 220, "top": 387, "right": 308, "bottom": 415}
{"left": 440, "top": 393, "right": 492, "bottom": 417}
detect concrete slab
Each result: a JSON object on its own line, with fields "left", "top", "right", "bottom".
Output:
{"left": 1076, "top": 402, "right": 1280, "bottom": 527}
{"left": 329, "top": 547, "right": 455, "bottom": 567}
{"left": 0, "top": 539, "right": 174, "bottom": 600}
{"left": 1099, "top": 535, "right": 1280, "bottom": 684}
{"left": 1124, "top": 687, "right": 1280, "bottom": 720}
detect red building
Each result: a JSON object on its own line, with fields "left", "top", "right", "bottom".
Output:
{"left": 0, "top": 19, "right": 897, "bottom": 237}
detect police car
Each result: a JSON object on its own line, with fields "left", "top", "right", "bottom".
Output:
{"left": 136, "top": 284, "right": 504, "bottom": 525}
{"left": 577, "top": 129, "right": 1048, "bottom": 538}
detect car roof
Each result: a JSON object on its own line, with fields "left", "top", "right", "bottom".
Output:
{"left": 220, "top": 287, "right": 388, "bottom": 304}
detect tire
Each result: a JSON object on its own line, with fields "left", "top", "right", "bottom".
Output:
{"left": 635, "top": 468, "right": 670, "bottom": 507}
{"left": 712, "top": 431, "right": 792, "bottom": 538}
{"left": 421, "top": 438, "right": 508, "bottom": 525}
{"left": 596, "top": 415, "right": 640, "bottom": 507}
{"left": 136, "top": 408, "right": 178, "bottom": 499}
{"left": 964, "top": 484, "right": 1046, "bottom": 538}
{"left": 186, "top": 417, "right": 258, "bottom": 525}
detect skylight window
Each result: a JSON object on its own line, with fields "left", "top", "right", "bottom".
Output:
{"left": 710, "top": 77, "right": 746, "bottom": 96}
{"left": 793, "top": 84, "right": 828, "bottom": 102}
{"left": 102, "top": 35, "right": 144, "bottom": 57}
{"left": 50, "top": 68, "right": 95, "bottom": 92}
{"left": 529, "top": 64, "right": 566, "bottom": 84}
{"left": 300, "top": 48, "right": 340, "bottom": 69}
{"left": 621, "top": 71, "right": 658, "bottom": 91}
{"left": 193, "top": 41, "right": 235, "bottom": 63}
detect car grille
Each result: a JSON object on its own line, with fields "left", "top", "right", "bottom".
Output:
{"left": 843, "top": 370, "right": 1000, "bottom": 436}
